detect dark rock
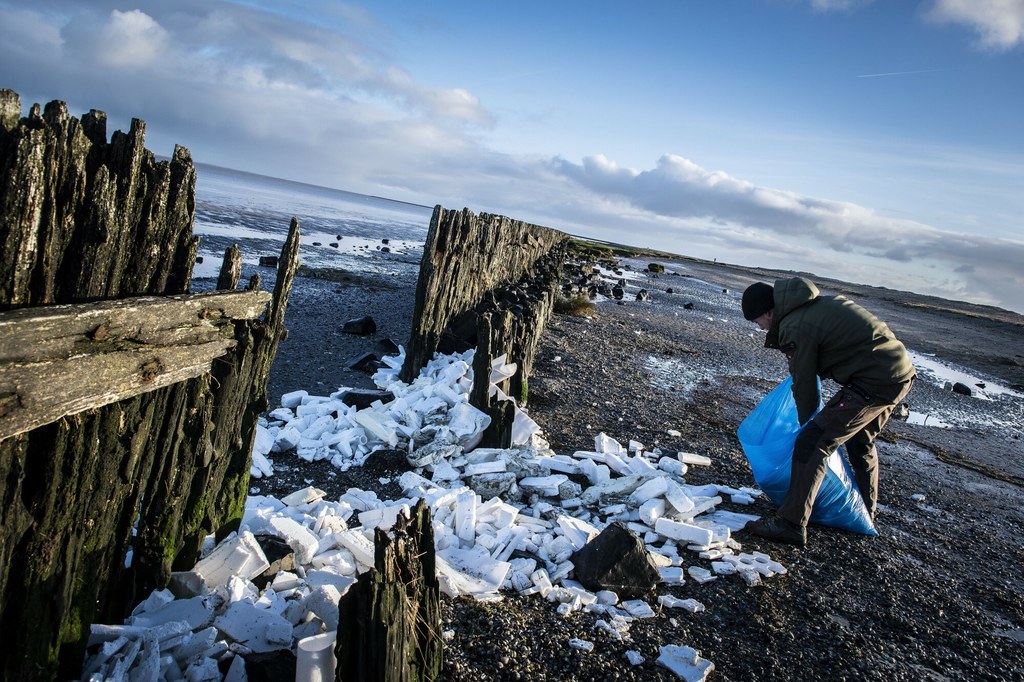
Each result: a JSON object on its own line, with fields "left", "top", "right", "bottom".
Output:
{"left": 381, "top": 246, "right": 391, "bottom": 253}
{"left": 636, "top": 289, "right": 650, "bottom": 302}
{"left": 348, "top": 352, "right": 382, "bottom": 373}
{"left": 252, "top": 534, "right": 296, "bottom": 589}
{"left": 167, "top": 571, "right": 206, "bottom": 599}
{"left": 571, "top": 521, "right": 659, "bottom": 599}
{"left": 382, "top": 238, "right": 390, "bottom": 244}
{"left": 612, "top": 285, "right": 625, "bottom": 300}
{"left": 243, "top": 650, "right": 297, "bottom": 682}
{"left": 195, "top": 256, "right": 204, "bottom": 264}
{"left": 341, "top": 315, "right": 377, "bottom": 335}
{"left": 952, "top": 382, "right": 973, "bottom": 396}
{"left": 312, "top": 241, "right": 322, "bottom": 246}
{"left": 666, "top": 288, "right": 673, "bottom": 294}
{"left": 378, "top": 337, "right": 402, "bottom": 354}
{"left": 340, "top": 388, "right": 395, "bottom": 410}
{"left": 684, "top": 302, "right": 695, "bottom": 310}
{"left": 259, "top": 255, "right": 279, "bottom": 267}
{"left": 330, "top": 242, "right": 339, "bottom": 248}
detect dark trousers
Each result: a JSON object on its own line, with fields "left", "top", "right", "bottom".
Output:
{"left": 778, "top": 378, "right": 914, "bottom": 527}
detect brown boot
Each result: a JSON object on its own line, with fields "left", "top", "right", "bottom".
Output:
{"left": 745, "top": 516, "right": 807, "bottom": 547}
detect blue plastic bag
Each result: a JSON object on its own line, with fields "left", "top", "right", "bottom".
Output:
{"left": 737, "top": 377, "right": 877, "bottom": 535}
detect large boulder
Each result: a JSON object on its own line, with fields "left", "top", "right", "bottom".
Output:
{"left": 571, "top": 521, "right": 659, "bottom": 599}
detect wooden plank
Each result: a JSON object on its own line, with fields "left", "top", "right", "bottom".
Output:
{"left": 0, "top": 290, "right": 270, "bottom": 364}
{"left": 0, "top": 290, "right": 271, "bottom": 440}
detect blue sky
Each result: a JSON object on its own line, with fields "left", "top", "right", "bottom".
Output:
{"left": 2, "top": 0, "right": 1022, "bottom": 312}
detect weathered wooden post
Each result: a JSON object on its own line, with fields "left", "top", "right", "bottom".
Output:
{"left": 335, "top": 500, "right": 442, "bottom": 682}
{"left": 400, "top": 205, "right": 568, "bottom": 447}
{"left": 0, "top": 89, "right": 300, "bottom": 680}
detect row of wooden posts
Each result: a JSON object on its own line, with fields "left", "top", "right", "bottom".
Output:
{"left": 0, "top": 88, "right": 568, "bottom": 680}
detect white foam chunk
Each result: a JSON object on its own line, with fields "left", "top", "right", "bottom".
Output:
{"left": 659, "top": 566, "right": 686, "bottom": 584}
{"left": 622, "top": 599, "right": 656, "bottom": 618}
{"left": 213, "top": 601, "right": 294, "bottom": 654}
{"left": 436, "top": 549, "right": 511, "bottom": 598}
{"left": 655, "top": 518, "right": 713, "bottom": 546}
{"left": 678, "top": 452, "right": 712, "bottom": 467}
{"left": 359, "top": 503, "right": 411, "bottom": 531}
{"left": 192, "top": 531, "right": 269, "bottom": 588}
{"left": 280, "top": 390, "right": 308, "bottom": 409}
{"left": 629, "top": 476, "right": 669, "bottom": 505}
{"left": 557, "top": 515, "right": 601, "bottom": 550}
{"left": 281, "top": 486, "right": 326, "bottom": 507}
{"left": 520, "top": 474, "right": 568, "bottom": 497}
{"left": 568, "top": 638, "right": 594, "bottom": 652}
{"left": 333, "top": 529, "right": 375, "bottom": 569}
{"left": 127, "top": 596, "right": 213, "bottom": 631}
{"left": 687, "top": 566, "right": 717, "bottom": 584}
{"left": 268, "top": 517, "right": 320, "bottom": 565}
{"left": 657, "top": 645, "right": 715, "bottom": 681}
{"left": 659, "top": 595, "right": 706, "bottom": 613}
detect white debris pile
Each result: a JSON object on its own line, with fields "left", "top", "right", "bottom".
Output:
{"left": 85, "top": 349, "right": 779, "bottom": 681}
{"left": 250, "top": 348, "right": 543, "bottom": 479}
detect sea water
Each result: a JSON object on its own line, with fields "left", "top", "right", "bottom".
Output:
{"left": 190, "top": 163, "right": 433, "bottom": 281}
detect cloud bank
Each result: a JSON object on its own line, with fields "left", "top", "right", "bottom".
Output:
{"left": 546, "top": 154, "right": 1024, "bottom": 312}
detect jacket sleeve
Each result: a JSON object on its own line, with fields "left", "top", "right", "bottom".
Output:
{"left": 781, "top": 327, "right": 821, "bottom": 425}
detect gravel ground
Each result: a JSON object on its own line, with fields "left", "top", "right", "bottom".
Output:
{"left": 233, "top": 251, "right": 1024, "bottom": 682}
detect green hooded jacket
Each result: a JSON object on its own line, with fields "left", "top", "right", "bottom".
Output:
{"left": 764, "top": 277, "right": 915, "bottom": 424}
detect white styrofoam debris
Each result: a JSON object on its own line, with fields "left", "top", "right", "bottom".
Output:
{"left": 677, "top": 452, "right": 712, "bottom": 467}
{"left": 622, "top": 599, "right": 657, "bottom": 619}
{"left": 213, "top": 601, "right": 293, "bottom": 654}
{"left": 281, "top": 486, "right": 327, "bottom": 507}
{"left": 92, "top": 346, "right": 782, "bottom": 679}
{"left": 659, "top": 595, "right": 706, "bottom": 613}
{"left": 192, "top": 531, "right": 269, "bottom": 589}
{"left": 657, "top": 645, "right": 715, "bottom": 681}
{"left": 280, "top": 390, "right": 308, "bottom": 409}
{"left": 568, "top": 638, "right": 595, "bottom": 652}
{"left": 687, "top": 566, "right": 718, "bottom": 584}
{"left": 659, "top": 566, "right": 686, "bottom": 584}
{"left": 268, "top": 517, "right": 320, "bottom": 565}
{"left": 654, "top": 518, "right": 714, "bottom": 546}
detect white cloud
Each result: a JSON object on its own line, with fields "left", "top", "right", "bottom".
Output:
{"left": 93, "top": 10, "right": 170, "bottom": 68}
{"left": 925, "top": 0, "right": 1024, "bottom": 49}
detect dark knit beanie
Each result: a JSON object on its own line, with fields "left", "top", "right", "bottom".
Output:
{"left": 741, "top": 282, "right": 774, "bottom": 320}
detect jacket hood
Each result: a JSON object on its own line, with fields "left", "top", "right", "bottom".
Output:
{"left": 773, "top": 277, "right": 819, "bottom": 320}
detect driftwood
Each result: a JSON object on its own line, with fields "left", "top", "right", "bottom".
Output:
{"left": 0, "top": 88, "right": 301, "bottom": 680}
{"left": 335, "top": 500, "right": 442, "bottom": 682}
